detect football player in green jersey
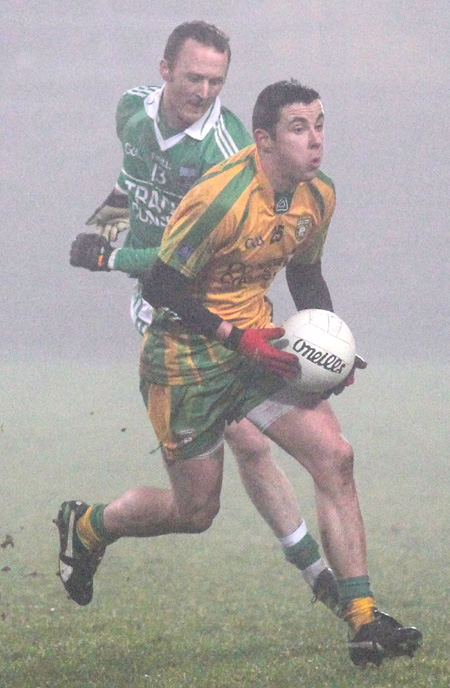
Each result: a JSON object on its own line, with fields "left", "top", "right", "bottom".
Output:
{"left": 66, "top": 78, "right": 421, "bottom": 666}
{"left": 61, "top": 22, "right": 339, "bottom": 617}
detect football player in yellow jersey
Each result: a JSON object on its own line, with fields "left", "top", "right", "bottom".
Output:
{"left": 59, "top": 23, "right": 338, "bottom": 624}
{"left": 140, "top": 80, "right": 422, "bottom": 666}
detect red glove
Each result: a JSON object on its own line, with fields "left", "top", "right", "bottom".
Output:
{"left": 235, "top": 327, "right": 300, "bottom": 379}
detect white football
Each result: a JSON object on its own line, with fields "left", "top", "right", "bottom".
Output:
{"left": 276, "top": 309, "right": 356, "bottom": 394}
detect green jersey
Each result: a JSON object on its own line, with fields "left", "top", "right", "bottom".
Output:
{"left": 112, "top": 85, "right": 252, "bottom": 276}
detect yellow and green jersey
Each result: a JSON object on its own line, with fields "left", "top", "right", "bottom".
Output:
{"left": 143, "top": 144, "right": 336, "bottom": 385}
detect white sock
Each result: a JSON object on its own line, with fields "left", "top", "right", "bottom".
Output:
{"left": 279, "top": 521, "right": 307, "bottom": 548}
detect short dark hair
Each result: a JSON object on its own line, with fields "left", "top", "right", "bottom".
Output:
{"left": 252, "top": 79, "right": 320, "bottom": 134}
{"left": 163, "top": 20, "right": 231, "bottom": 68}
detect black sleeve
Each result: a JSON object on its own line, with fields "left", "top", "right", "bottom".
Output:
{"left": 141, "top": 258, "right": 223, "bottom": 338}
{"left": 285, "top": 259, "right": 334, "bottom": 312}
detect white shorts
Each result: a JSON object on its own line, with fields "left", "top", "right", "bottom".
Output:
{"left": 130, "top": 282, "right": 153, "bottom": 335}
{"left": 245, "top": 384, "right": 308, "bottom": 432}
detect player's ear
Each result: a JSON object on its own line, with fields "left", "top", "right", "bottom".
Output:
{"left": 160, "top": 59, "right": 172, "bottom": 82}
{"left": 254, "top": 128, "right": 275, "bottom": 153}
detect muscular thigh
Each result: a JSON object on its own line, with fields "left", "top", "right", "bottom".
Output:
{"left": 272, "top": 401, "right": 348, "bottom": 471}
{"left": 248, "top": 390, "right": 348, "bottom": 475}
{"left": 225, "top": 418, "right": 272, "bottom": 462}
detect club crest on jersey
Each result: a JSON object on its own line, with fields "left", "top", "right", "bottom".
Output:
{"left": 295, "top": 217, "right": 311, "bottom": 240}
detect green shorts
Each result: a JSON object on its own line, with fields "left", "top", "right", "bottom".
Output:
{"left": 140, "top": 359, "right": 289, "bottom": 461}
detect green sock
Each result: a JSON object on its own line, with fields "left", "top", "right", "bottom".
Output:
{"left": 338, "top": 575, "right": 373, "bottom": 607}
{"left": 87, "top": 504, "right": 119, "bottom": 546}
{"left": 284, "top": 532, "right": 321, "bottom": 570}
{"left": 76, "top": 504, "right": 118, "bottom": 552}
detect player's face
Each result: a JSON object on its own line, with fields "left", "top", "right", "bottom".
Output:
{"left": 160, "top": 38, "right": 229, "bottom": 129}
{"left": 271, "top": 100, "right": 324, "bottom": 189}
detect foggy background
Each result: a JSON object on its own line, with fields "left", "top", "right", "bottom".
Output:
{"left": 2, "top": 0, "right": 450, "bottom": 364}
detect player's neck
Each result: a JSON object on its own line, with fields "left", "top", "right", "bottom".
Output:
{"left": 261, "top": 156, "right": 298, "bottom": 194}
{"left": 158, "top": 110, "right": 184, "bottom": 138}
{"left": 159, "top": 94, "right": 186, "bottom": 133}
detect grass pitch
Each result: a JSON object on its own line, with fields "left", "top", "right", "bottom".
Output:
{"left": 1, "top": 360, "right": 448, "bottom": 687}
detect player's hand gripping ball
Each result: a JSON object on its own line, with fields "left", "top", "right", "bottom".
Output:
{"left": 237, "top": 327, "right": 300, "bottom": 379}
{"left": 274, "top": 309, "right": 364, "bottom": 395}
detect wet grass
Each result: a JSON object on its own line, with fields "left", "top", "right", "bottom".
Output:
{"left": 1, "top": 360, "right": 448, "bottom": 687}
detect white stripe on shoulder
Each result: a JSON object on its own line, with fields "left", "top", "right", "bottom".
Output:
{"left": 218, "top": 114, "right": 241, "bottom": 154}
{"left": 213, "top": 129, "right": 230, "bottom": 158}
{"left": 124, "top": 85, "right": 158, "bottom": 98}
{"left": 214, "top": 114, "right": 240, "bottom": 159}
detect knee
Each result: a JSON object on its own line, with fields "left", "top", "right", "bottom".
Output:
{"left": 314, "top": 439, "right": 355, "bottom": 488}
{"left": 180, "top": 500, "right": 220, "bottom": 533}
{"left": 335, "top": 440, "right": 355, "bottom": 482}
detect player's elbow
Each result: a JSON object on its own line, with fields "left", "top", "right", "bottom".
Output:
{"left": 141, "top": 258, "right": 168, "bottom": 308}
